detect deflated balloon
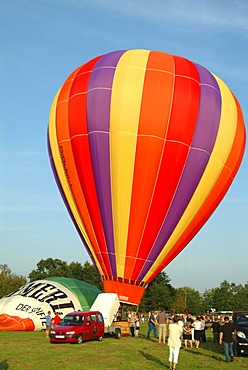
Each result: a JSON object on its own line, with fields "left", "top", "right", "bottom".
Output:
{"left": 0, "top": 277, "right": 101, "bottom": 331}
{"left": 48, "top": 49, "right": 246, "bottom": 305}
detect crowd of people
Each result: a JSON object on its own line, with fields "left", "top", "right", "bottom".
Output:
{"left": 126, "top": 309, "right": 235, "bottom": 369}
{"left": 45, "top": 308, "right": 235, "bottom": 368}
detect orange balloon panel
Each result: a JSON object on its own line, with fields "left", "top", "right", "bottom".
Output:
{"left": 0, "top": 314, "right": 35, "bottom": 331}
{"left": 48, "top": 50, "right": 246, "bottom": 305}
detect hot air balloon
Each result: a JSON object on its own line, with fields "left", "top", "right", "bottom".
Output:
{"left": 48, "top": 49, "right": 246, "bottom": 305}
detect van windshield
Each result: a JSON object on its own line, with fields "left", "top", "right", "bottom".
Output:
{"left": 236, "top": 314, "right": 248, "bottom": 326}
{"left": 60, "top": 315, "right": 84, "bottom": 326}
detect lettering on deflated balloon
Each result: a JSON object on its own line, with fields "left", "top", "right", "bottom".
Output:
{"left": 6, "top": 282, "right": 76, "bottom": 327}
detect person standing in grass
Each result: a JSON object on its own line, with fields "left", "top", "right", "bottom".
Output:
{"left": 192, "top": 316, "right": 204, "bottom": 348}
{"left": 156, "top": 308, "right": 168, "bottom": 344}
{"left": 134, "top": 313, "right": 140, "bottom": 337}
{"left": 211, "top": 317, "right": 220, "bottom": 343}
{"left": 53, "top": 312, "right": 61, "bottom": 326}
{"left": 167, "top": 315, "right": 183, "bottom": 370}
{"left": 45, "top": 311, "right": 52, "bottom": 338}
{"left": 147, "top": 311, "right": 157, "bottom": 339}
{"left": 201, "top": 315, "right": 206, "bottom": 342}
{"left": 219, "top": 316, "right": 235, "bottom": 363}
{"left": 183, "top": 322, "right": 193, "bottom": 348}
{"left": 128, "top": 312, "right": 135, "bottom": 337}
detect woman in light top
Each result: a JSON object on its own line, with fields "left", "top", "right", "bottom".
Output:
{"left": 167, "top": 315, "right": 183, "bottom": 370}
{"left": 192, "top": 316, "right": 204, "bottom": 348}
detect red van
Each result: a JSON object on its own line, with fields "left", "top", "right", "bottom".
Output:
{"left": 50, "top": 311, "right": 104, "bottom": 344}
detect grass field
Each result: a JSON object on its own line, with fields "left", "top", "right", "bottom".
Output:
{"left": 0, "top": 324, "right": 247, "bottom": 370}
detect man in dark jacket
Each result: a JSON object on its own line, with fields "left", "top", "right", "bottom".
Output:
{"left": 211, "top": 317, "right": 220, "bottom": 342}
{"left": 219, "top": 316, "right": 235, "bottom": 362}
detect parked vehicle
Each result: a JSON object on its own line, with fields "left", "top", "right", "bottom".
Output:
{"left": 90, "top": 293, "right": 122, "bottom": 338}
{"left": 233, "top": 311, "right": 248, "bottom": 356}
{"left": 50, "top": 310, "right": 104, "bottom": 344}
{"left": 50, "top": 293, "right": 123, "bottom": 344}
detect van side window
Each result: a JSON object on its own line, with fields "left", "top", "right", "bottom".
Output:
{"left": 98, "top": 314, "right": 104, "bottom": 323}
{"left": 86, "top": 316, "right": 91, "bottom": 325}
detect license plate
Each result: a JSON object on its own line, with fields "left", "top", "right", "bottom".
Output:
{"left": 55, "top": 335, "right": 65, "bottom": 339}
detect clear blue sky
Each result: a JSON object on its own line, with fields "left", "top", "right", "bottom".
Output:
{"left": 1, "top": 0, "right": 247, "bottom": 293}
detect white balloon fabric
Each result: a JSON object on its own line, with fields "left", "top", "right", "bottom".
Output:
{"left": 0, "top": 277, "right": 102, "bottom": 331}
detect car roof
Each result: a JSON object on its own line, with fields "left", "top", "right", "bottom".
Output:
{"left": 65, "top": 311, "right": 101, "bottom": 316}
{"left": 233, "top": 311, "right": 248, "bottom": 315}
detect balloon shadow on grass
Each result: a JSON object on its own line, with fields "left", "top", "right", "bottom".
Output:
{"left": 0, "top": 360, "right": 9, "bottom": 370}
{"left": 139, "top": 350, "right": 165, "bottom": 367}
{"left": 185, "top": 347, "right": 224, "bottom": 362}
{"left": 139, "top": 333, "right": 158, "bottom": 342}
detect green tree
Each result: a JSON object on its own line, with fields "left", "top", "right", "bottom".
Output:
{"left": 151, "top": 271, "right": 172, "bottom": 286}
{"left": 171, "top": 292, "right": 186, "bottom": 314}
{"left": 202, "top": 288, "right": 216, "bottom": 313}
{"left": 28, "top": 259, "right": 102, "bottom": 289}
{"left": 28, "top": 258, "right": 71, "bottom": 281}
{"left": 0, "top": 264, "right": 27, "bottom": 298}
{"left": 143, "top": 283, "right": 174, "bottom": 311}
{"left": 172, "top": 287, "right": 202, "bottom": 315}
{"left": 209, "top": 280, "right": 248, "bottom": 311}
{"left": 230, "top": 283, "right": 246, "bottom": 311}
{"left": 210, "top": 280, "right": 236, "bottom": 311}
{"left": 79, "top": 261, "right": 103, "bottom": 290}
{"left": 140, "top": 272, "right": 175, "bottom": 312}
{"left": 238, "top": 283, "right": 248, "bottom": 310}
{"left": 67, "top": 261, "right": 86, "bottom": 280}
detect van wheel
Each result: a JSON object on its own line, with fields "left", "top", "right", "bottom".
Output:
{"left": 98, "top": 336, "right": 103, "bottom": 341}
{"left": 77, "top": 335, "right": 83, "bottom": 344}
{"left": 115, "top": 329, "right": 121, "bottom": 339}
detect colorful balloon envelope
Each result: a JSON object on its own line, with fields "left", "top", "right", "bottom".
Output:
{"left": 48, "top": 49, "right": 246, "bottom": 305}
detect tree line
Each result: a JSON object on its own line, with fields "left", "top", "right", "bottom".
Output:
{"left": 1, "top": 259, "right": 247, "bottom": 314}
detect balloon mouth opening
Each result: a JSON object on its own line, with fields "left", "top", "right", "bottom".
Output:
{"left": 103, "top": 278, "right": 147, "bottom": 305}
{"left": 102, "top": 275, "right": 147, "bottom": 286}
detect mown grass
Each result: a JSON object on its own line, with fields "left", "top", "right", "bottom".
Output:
{"left": 0, "top": 324, "right": 247, "bottom": 369}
